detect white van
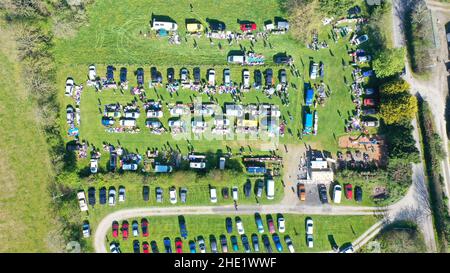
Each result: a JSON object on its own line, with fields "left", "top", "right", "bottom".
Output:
{"left": 120, "top": 118, "right": 136, "bottom": 127}
{"left": 151, "top": 18, "right": 178, "bottom": 31}
{"left": 333, "top": 184, "right": 342, "bottom": 204}
{"left": 210, "top": 188, "right": 217, "bottom": 203}
{"left": 266, "top": 179, "right": 275, "bottom": 200}
{"left": 219, "top": 157, "right": 226, "bottom": 170}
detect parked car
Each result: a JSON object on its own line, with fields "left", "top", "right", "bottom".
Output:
{"left": 306, "top": 234, "right": 314, "bottom": 248}
{"left": 210, "top": 236, "right": 218, "bottom": 253}
{"left": 132, "top": 220, "right": 139, "bottom": 237}
{"left": 136, "top": 68, "right": 144, "bottom": 86}
{"left": 333, "top": 184, "right": 342, "bottom": 204}
{"left": 179, "top": 218, "right": 188, "bottom": 239}
{"left": 169, "top": 186, "right": 177, "bottom": 204}
{"left": 232, "top": 186, "right": 239, "bottom": 200}
{"left": 355, "top": 186, "right": 363, "bottom": 202}
{"left": 298, "top": 183, "right": 306, "bottom": 201}
{"left": 189, "top": 241, "right": 197, "bottom": 253}
{"left": 112, "top": 221, "right": 119, "bottom": 238}
{"left": 77, "top": 190, "right": 88, "bottom": 212}
{"left": 262, "top": 235, "right": 273, "bottom": 253}
{"left": 225, "top": 217, "right": 233, "bottom": 234}
{"left": 143, "top": 186, "right": 149, "bottom": 202}
{"left": 88, "top": 65, "right": 96, "bottom": 81}
{"left": 163, "top": 237, "right": 172, "bottom": 253}
{"left": 242, "top": 235, "right": 251, "bottom": 253}
{"left": 151, "top": 241, "right": 159, "bottom": 253}
{"left": 210, "top": 187, "right": 217, "bottom": 203}
{"left": 109, "top": 153, "right": 117, "bottom": 171}
{"left": 362, "top": 120, "right": 380, "bottom": 127}
{"left": 363, "top": 98, "right": 377, "bottom": 107}
{"left": 142, "top": 242, "right": 150, "bottom": 253}
{"left": 355, "top": 34, "right": 369, "bottom": 45}
{"left": 255, "top": 214, "right": 264, "bottom": 233}
{"left": 306, "top": 218, "right": 314, "bottom": 235}
{"left": 222, "top": 187, "right": 229, "bottom": 199}
{"left": 193, "top": 67, "right": 201, "bottom": 84}
{"left": 230, "top": 235, "right": 239, "bottom": 252}
{"left": 243, "top": 70, "right": 250, "bottom": 88}
{"left": 244, "top": 181, "right": 251, "bottom": 198}
{"left": 180, "top": 187, "right": 187, "bottom": 203}
{"left": 82, "top": 221, "right": 90, "bottom": 238}
{"left": 272, "top": 234, "right": 283, "bottom": 252}
{"left": 224, "top": 68, "right": 231, "bottom": 86}
{"left": 236, "top": 218, "right": 245, "bottom": 235}
{"left": 110, "top": 242, "right": 121, "bottom": 253}
{"left": 278, "top": 217, "right": 286, "bottom": 233}
{"left": 122, "top": 221, "right": 129, "bottom": 240}
{"left": 274, "top": 55, "right": 293, "bottom": 65}
{"left": 99, "top": 187, "right": 106, "bottom": 205}
{"left": 65, "top": 78, "right": 74, "bottom": 96}
{"left": 208, "top": 69, "right": 216, "bottom": 86}
{"left": 156, "top": 187, "right": 163, "bottom": 203}
{"left": 318, "top": 184, "right": 328, "bottom": 204}
{"left": 339, "top": 243, "right": 355, "bottom": 253}
{"left": 141, "top": 218, "right": 149, "bottom": 237}
{"left": 133, "top": 240, "right": 140, "bottom": 253}
{"left": 265, "top": 68, "right": 273, "bottom": 86}
{"left": 267, "top": 217, "right": 275, "bottom": 234}
{"left": 254, "top": 70, "right": 262, "bottom": 88}
{"left": 175, "top": 238, "right": 183, "bottom": 254}
{"left": 108, "top": 187, "right": 116, "bottom": 206}
{"left": 88, "top": 187, "right": 96, "bottom": 206}
{"left": 285, "top": 236, "right": 295, "bottom": 253}
{"left": 118, "top": 186, "right": 126, "bottom": 202}
{"left": 167, "top": 68, "right": 174, "bottom": 83}
{"left": 240, "top": 22, "right": 256, "bottom": 32}
{"left": 180, "top": 68, "right": 189, "bottom": 82}
{"left": 89, "top": 159, "right": 98, "bottom": 174}
{"left": 256, "top": 180, "right": 263, "bottom": 198}
{"left": 220, "top": 235, "right": 228, "bottom": 253}
{"left": 310, "top": 62, "right": 319, "bottom": 80}
{"left": 252, "top": 234, "right": 260, "bottom": 252}
{"left": 345, "top": 184, "right": 353, "bottom": 199}
{"left": 198, "top": 236, "right": 206, "bottom": 253}
{"left": 279, "top": 69, "right": 287, "bottom": 85}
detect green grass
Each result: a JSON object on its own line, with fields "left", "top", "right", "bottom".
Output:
{"left": 105, "top": 214, "right": 378, "bottom": 253}
{"left": 0, "top": 27, "right": 59, "bottom": 252}
{"left": 55, "top": 0, "right": 357, "bottom": 154}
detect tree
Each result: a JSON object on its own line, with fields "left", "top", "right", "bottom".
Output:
{"left": 373, "top": 48, "right": 406, "bottom": 78}
{"left": 317, "top": 0, "right": 354, "bottom": 18}
{"left": 380, "top": 78, "right": 410, "bottom": 96}
{"left": 380, "top": 94, "right": 418, "bottom": 125}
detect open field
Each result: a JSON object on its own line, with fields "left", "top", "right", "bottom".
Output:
{"left": 106, "top": 214, "right": 378, "bottom": 253}
{"left": 0, "top": 26, "right": 59, "bottom": 252}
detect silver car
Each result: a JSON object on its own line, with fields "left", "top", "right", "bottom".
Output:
{"left": 108, "top": 187, "right": 116, "bottom": 206}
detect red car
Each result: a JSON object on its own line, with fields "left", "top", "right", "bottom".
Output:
{"left": 112, "top": 221, "right": 119, "bottom": 238}
{"left": 122, "top": 221, "right": 129, "bottom": 240}
{"left": 141, "top": 218, "right": 149, "bottom": 237}
{"left": 175, "top": 239, "right": 183, "bottom": 253}
{"left": 345, "top": 184, "right": 353, "bottom": 199}
{"left": 142, "top": 242, "right": 150, "bottom": 253}
{"left": 240, "top": 23, "right": 256, "bottom": 32}
{"left": 363, "top": 98, "right": 377, "bottom": 107}
{"left": 267, "top": 218, "right": 275, "bottom": 234}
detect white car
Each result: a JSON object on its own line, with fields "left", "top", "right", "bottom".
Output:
{"left": 147, "top": 110, "right": 163, "bottom": 118}
{"left": 88, "top": 65, "right": 96, "bottom": 81}
{"left": 310, "top": 63, "right": 319, "bottom": 80}
{"left": 285, "top": 237, "right": 295, "bottom": 253}
{"left": 278, "top": 217, "right": 286, "bottom": 233}
{"left": 243, "top": 70, "right": 250, "bottom": 88}
{"left": 208, "top": 69, "right": 216, "bottom": 86}
{"left": 355, "top": 34, "right": 369, "bottom": 45}
{"left": 169, "top": 120, "right": 184, "bottom": 128}
{"left": 214, "top": 118, "right": 230, "bottom": 127}
{"left": 65, "top": 78, "right": 74, "bottom": 96}
{"left": 333, "top": 184, "right": 342, "bottom": 204}
{"left": 306, "top": 218, "right": 313, "bottom": 235}
{"left": 110, "top": 243, "right": 121, "bottom": 253}
{"left": 169, "top": 187, "right": 177, "bottom": 204}
{"left": 210, "top": 188, "right": 217, "bottom": 203}
{"left": 236, "top": 219, "right": 245, "bottom": 235}
{"left": 306, "top": 234, "right": 314, "bottom": 248}
{"left": 108, "top": 188, "right": 116, "bottom": 206}
{"left": 90, "top": 159, "right": 98, "bottom": 174}
{"left": 232, "top": 186, "right": 238, "bottom": 201}
{"left": 198, "top": 237, "right": 206, "bottom": 253}
{"left": 118, "top": 186, "right": 126, "bottom": 202}
{"left": 77, "top": 190, "right": 88, "bottom": 212}
{"left": 170, "top": 106, "right": 188, "bottom": 117}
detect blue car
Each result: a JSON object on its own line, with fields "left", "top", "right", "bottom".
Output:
{"left": 189, "top": 241, "right": 196, "bottom": 253}
{"left": 163, "top": 237, "right": 172, "bottom": 253}
{"left": 120, "top": 67, "right": 127, "bottom": 83}
{"left": 251, "top": 234, "right": 260, "bottom": 252}
{"left": 272, "top": 234, "right": 283, "bottom": 252}
{"left": 230, "top": 235, "right": 239, "bottom": 252}
{"left": 241, "top": 235, "right": 251, "bottom": 253}
{"left": 225, "top": 217, "right": 233, "bottom": 234}
{"left": 262, "top": 235, "right": 273, "bottom": 253}
{"left": 133, "top": 240, "right": 140, "bottom": 253}
{"left": 255, "top": 215, "right": 264, "bottom": 233}
{"left": 136, "top": 68, "right": 144, "bottom": 86}
{"left": 101, "top": 117, "right": 115, "bottom": 126}
{"left": 179, "top": 220, "right": 188, "bottom": 239}
{"left": 106, "top": 65, "right": 114, "bottom": 82}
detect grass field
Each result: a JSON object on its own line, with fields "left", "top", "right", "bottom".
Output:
{"left": 0, "top": 26, "right": 60, "bottom": 252}
{"left": 55, "top": 0, "right": 357, "bottom": 155}
{"left": 105, "top": 214, "right": 378, "bottom": 253}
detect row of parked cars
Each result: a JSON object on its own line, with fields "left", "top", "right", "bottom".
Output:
{"left": 78, "top": 186, "right": 126, "bottom": 211}
{"left": 317, "top": 183, "right": 363, "bottom": 204}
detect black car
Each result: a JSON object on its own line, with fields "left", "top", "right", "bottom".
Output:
{"left": 193, "top": 67, "right": 201, "bottom": 84}
{"left": 274, "top": 55, "right": 293, "bottom": 65}
{"left": 318, "top": 184, "right": 328, "bottom": 204}
{"left": 151, "top": 67, "right": 158, "bottom": 83}
{"left": 133, "top": 240, "right": 140, "bottom": 253}
{"left": 355, "top": 186, "right": 363, "bottom": 202}
{"left": 136, "top": 68, "right": 144, "bottom": 86}
{"left": 150, "top": 241, "right": 159, "bottom": 253}
{"left": 244, "top": 181, "right": 252, "bottom": 198}
{"left": 265, "top": 69, "right": 273, "bottom": 86}
{"left": 88, "top": 187, "right": 96, "bottom": 206}
{"left": 225, "top": 217, "right": 233, "bottom": 234}
{"left": 210, "top": 235, "right": 218, "bottom": 253}
{"left": 279, "top": 69, "right": 287, "bottom": 85}
{"left": 241, "top": 235, "right": 251, "bottom": 253}
{"left": 209, "top": 21, "right": 226, "bottom": 32}
{"left": 99, "top": 187, "right": 107, "bottom": 205}
{"left": 120, "top": 67, "right": 127, "bottom": 83}
{"left": 106, "top": 65, "right": 115, "bottom": 81}
{"left": 167, "top": 68, "right": 175, "bottom": 83}
{"left": 262, "top": 235, "right": 273, "bottom": 253}
{"left": 143, "top": 186, "right": 149, "bottom": 202}
{"left": 222, "top": 187, "right": 229, "bottom": 199}
{"left": 109, "top": 152, "right": 117, "bottom": 171}
{"left": 255, "top": 180, "right": 264, "bottom": 198}
{"left": 254, "top": 70, "right": 262, "bottom": 88}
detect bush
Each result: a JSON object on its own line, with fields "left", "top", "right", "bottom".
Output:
{"left": 373, "top": 48, "right": 406, "bottom": 78}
